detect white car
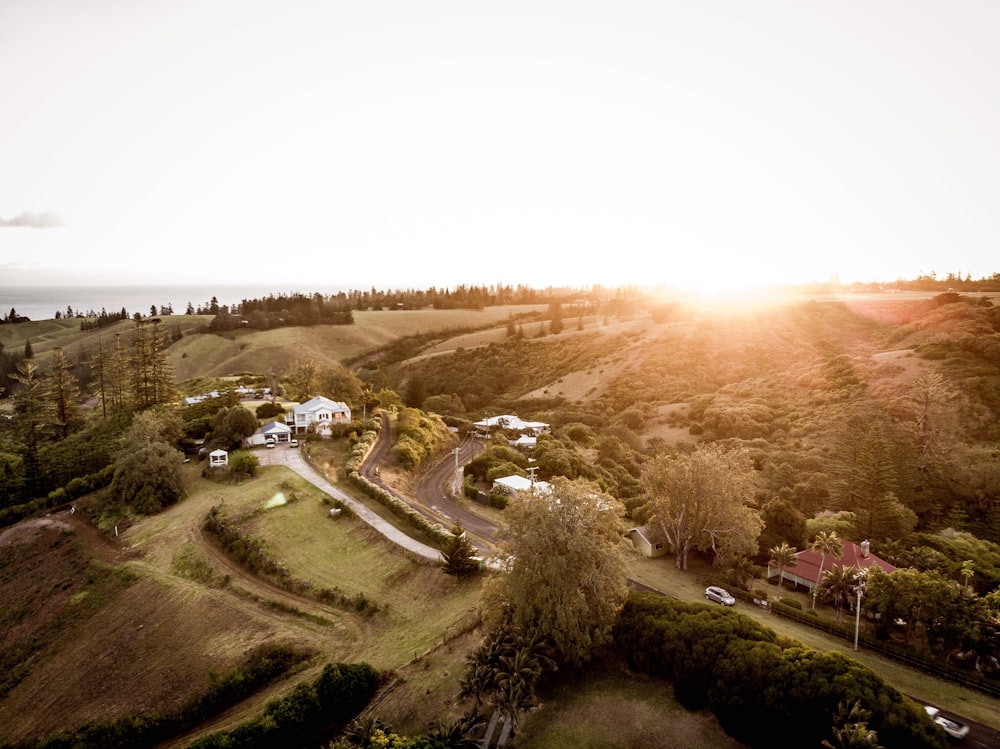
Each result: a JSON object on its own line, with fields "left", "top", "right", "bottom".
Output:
{"left": 924, "top": 706, "right": 970, "bottom": 740}
{"left": 705, "top": 586, "right": 736, "bottom": 606}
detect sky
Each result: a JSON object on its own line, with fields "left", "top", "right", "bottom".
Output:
{"left": 1, "top": 0, "right": 998, "bottom": 293}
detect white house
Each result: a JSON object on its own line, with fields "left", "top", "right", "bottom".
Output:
{"left": 245, "top": 420, "right": 292, "bottom": 447}
{"left": 286, "top": 396, "right": 352, "bottom": 436}
{"left": 473, "top": 414, "right": 550, "bottom": 439}
{"left": 491, "top": 474, "right": 551, "bottom": 497}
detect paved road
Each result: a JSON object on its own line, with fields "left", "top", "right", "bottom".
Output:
{"left": 413, "top": 433, "right": 494, "bottom": 553}
{"left": 256, "top": 442, "right": 442, "bottom": 563}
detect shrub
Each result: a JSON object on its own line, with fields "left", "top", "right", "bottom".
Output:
{"left": 255, "top": 402, "right": 285, "bottom": 419}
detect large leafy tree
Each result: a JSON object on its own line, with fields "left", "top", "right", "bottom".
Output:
{"left": 640, "top": 443, "right": 762, "bottom": 571}
{"left": 110, "top": 412, "right": 185, "bottom": 514}
{"left": 483, "top": 477, "right": 629, "bottom": 666}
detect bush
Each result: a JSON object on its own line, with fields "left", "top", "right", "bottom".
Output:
{"left": 775, "top": 597, "right": 802, "bottom": 610}
{"left": 255, "top": 402, "right": 285, "bottom": 419}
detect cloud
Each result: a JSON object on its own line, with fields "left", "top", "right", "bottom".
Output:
{"left": 0, "top": 211, "right": 64, "bottom": 228}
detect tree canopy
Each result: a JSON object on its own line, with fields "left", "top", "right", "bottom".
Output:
{"left": 483, "top": 477, "right": 629, "bottom": 667}
{"left": 641, "top": 443, "right": 762, "bottom": 570}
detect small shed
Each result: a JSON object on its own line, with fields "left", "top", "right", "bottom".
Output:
{"left": 209, "top": 449, "right": 229, "bottom": 468}
{"left": 628, "top": 525, "right": 667, "bottom": 558}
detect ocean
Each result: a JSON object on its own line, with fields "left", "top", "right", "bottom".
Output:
{"left": 0, "top": 284, "right": 347, "bottom": 322}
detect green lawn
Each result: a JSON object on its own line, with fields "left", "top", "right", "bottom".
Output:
{"left": 244, "top": 478, "right": 482, "bottom": 670}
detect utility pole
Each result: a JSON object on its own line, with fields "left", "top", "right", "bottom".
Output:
{"left": 453, "top": 446, "right": 462, "bottom": 495}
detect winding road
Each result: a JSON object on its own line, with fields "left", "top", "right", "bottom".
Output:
{"left": 256, "top": 420, "right": 1000, "bottom": 747}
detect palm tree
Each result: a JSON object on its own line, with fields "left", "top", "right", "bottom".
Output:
{"left": 811, "top": 531, "right": 843, "bottom": 610}
{"left": 960, "top": 560, "right": 975, "bottom": 592}
{"left": 818, "top": 564, "right": 859, "bottom": 624}
{"left": 768, "top": 542, "right": 798, "bottom": 593}
{"left": 822, "top": 700, "right": 885, "bottom": 749}
{"left": 721, "top": 553, "right": 760, "bottom": 592}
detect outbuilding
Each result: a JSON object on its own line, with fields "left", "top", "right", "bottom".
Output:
{"left": 627, "top": 525, "right": 667, "bottom": 558}
{"left": 245, "top": 420, "right": 292, "bottom": 447}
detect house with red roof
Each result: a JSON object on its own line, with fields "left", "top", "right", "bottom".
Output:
{"left": 767, "top": 539, "right": 896, "bottom": 593}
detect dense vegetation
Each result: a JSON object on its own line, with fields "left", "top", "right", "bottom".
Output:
{"left": 2, "top": 281, "right": 1000, "bottom": 746}
{"left": 614, "top": 593, "right": 947, "bottom": 748}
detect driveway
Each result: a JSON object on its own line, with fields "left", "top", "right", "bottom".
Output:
{"left": 256, "top": 443, "right": 442, "bottom": 563}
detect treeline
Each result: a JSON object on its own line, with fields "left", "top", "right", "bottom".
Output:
{"left": 78, "top": 308, "right": 130, "bottom": 330}
{"left": 210, "top": 292, "right": 355, "bottom": 331}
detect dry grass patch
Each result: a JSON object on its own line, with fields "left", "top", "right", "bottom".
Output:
{"left": 517, "top": 664, "right": 748, "bottom": 749}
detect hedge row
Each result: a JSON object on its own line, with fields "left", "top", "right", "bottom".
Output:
{"left": 344, "top": 421, "right": 451, "bottom": 548}
{"left": 0, "top": 465, "right": 114, "bottom": 529}
{"left": 613, "top": 593, "right": 947, "bottom": 749}
{"left": 13, "top": 644, "right": 310, "bottom": 749}
{"left": 188, "top": 662, "right": 381, "bottom": 749}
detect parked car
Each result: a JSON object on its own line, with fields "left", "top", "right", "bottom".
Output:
{"left": 705, "top": 586, "right": 736, "bottom": 606}
{"left": 289, "top": 439, "right": 299, "bottom": 448}
{"left": 924, "top": 706, "right": 969, "bottom": 740}
{"left": 265, "top": 438, "right": 276, "bottom": 449}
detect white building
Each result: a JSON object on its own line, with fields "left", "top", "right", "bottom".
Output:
{"left": 492, "top": 474, "right": 551, "bottom": 497}
{"left": 245, "top": 420, "right": 292, "bottom": 447}
{"left": 286, "top": 395, "right": 352, "bottom": 436}
{"left": 473, "top": 414, "right": 549, "bottom": 439}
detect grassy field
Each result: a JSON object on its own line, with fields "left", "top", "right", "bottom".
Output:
{"left": 170, "top": 305, "right": 548, "bottom": 379}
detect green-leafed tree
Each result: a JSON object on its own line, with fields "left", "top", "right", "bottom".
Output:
{"left": 483, "top": 477, "right": 629, "bottom": 667}
{"left": 219, "top": 405, "right": 259, "bottom": 449}
{"left": 758, "top": 497, "right": 807, "bottom": 554}
{"left": 818, "top": 564, "right": 861, "bottom": 624}
{"left": 285, "top": 359, "right": 321, "bottom": 401}
{"left": 641, "top": 443, "right": 762, "bottom": 571}
{"left": 110, "top": 440, "right": 185, "bottom": 514}
{"left": 110, "top": 411, "right": 186, "bottom": 514}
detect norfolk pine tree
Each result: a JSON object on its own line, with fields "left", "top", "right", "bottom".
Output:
{"left": 442, "top": 520, "right": 480, "bottom": 578}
